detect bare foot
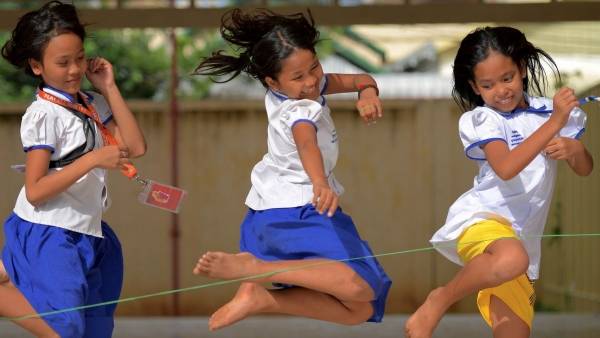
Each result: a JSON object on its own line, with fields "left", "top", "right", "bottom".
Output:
{"left": 0, "top": 260, "right": 8, "bottom": 284}
{"left": 192, "top": 252, "right": 262, "bottom": 280}
{"left": 208, "top": 282, "right": 273, "bottom": 331}
{"left": 404, "top": 287, "right": 449, "bottom": 338}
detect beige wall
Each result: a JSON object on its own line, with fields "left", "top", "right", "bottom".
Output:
{"left": 0, "top": 93, "right": 598, "bottom": 316}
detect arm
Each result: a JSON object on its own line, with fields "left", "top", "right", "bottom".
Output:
{"left": 87, "top": 57, "right": 146, "bottom": 158}
{"left": 324, "top": 73, "right": 377, "bottom": 95}
{"left": 483, "top": 87, "right": 579, "bottom": 180}
{"left": 292, "top": 122, "right": 339, "bottom": 217}
{"left": 544, "top": 137, "right": 593, "bottom": 176}
{"left": 483, "top": 119, "right": 562, "bottom": 180}
{"left": 324, "top": 73, "right": 382, "bottom": 123}
{"left": 24, "top": 146, "right": 126, "bottom": 206}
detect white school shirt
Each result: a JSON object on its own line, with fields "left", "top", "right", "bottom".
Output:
{"left": 430, "top": 95, "right": 586, "bottom": 280}
{"left": 245, "top": 75, "right": 344, "bottom": 210}
{"left": 13, "top": 86, "right": 113, "bottom": 238}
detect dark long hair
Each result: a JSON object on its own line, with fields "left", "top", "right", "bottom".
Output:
{"left": 1, "top": 0, "right": 86, "bottom": 77}
{"left": 452, "top": 26, "right": 560, "bottom": 112}
{"left": 193, "top": 8, "right": 320, "bottom": 87}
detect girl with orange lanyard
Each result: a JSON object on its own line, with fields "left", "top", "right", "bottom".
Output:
{"left": 0, "top": 1, "right": 145, "bottom": 337}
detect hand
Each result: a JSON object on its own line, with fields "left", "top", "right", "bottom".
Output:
{"left": 551, "top": 87, "right": 578, "bottom": 127}
{"left": 544, "top": 137, "right": 583, "bottom": 161}
{"left": 85, "top": 57, "right": 116, "bottom": 94}
{"left": 312, "top": 181, "right": 339, "bottom": 217}
{"left": 356, "top": 89, "right": 383, "bottom": 125}
{"left": 92, "top": 145, "right": 131, "bottom": 170}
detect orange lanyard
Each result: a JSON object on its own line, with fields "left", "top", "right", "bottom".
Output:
{"left": 37, "top": 89, "right": 138, "bottom": 178}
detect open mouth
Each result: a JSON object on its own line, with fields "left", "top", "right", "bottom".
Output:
{"left": 497, "top": 97, "right": 513, "bottom": 105}
{"left": 302, "top": 87, "right": 317, "bottom": 97}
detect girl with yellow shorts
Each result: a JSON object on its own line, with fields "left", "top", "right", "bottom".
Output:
{"left": 404, "top": 26, "right": 593, "bottom": 338}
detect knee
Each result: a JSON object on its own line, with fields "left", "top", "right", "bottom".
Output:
{"left": 345, "top": 277, "right": 375, "bottom": 302}
{"left": 340, "top": 302, "right": 373, "bottom": 325}
{"left": 490, "top": 248, "right": 529, "bottom": 283}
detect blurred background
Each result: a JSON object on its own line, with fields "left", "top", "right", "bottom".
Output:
{"left": 0, "top": 0, "right": 599, "bottom": 336}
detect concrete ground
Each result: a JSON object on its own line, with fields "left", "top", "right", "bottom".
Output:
{"left": 0, "top": 314, "right": 599, "bottom": 337}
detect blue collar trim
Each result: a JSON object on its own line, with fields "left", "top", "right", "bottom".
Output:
{"left": 41, "top": 84, "right": 77, "bottom": 103}
{"left": 269, "top": 90, "right": 326, "bottom": 106}
{"left": 40, "top": 84, "right": 94, "bottom": 104}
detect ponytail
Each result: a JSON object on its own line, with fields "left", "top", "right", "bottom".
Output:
{"left": 194, "top": 8, "right": 319, "bottom": 87}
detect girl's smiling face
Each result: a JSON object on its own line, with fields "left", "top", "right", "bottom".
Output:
{"left": 470, "top": 50, "right": 528, "bottom": 112}
{"left": 29, "top": 32, "right": 87, "bottom": 97}
{"left": 265, "top": 48, "right": 324, "bottom": 101}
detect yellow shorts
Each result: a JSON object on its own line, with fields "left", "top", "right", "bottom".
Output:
{"left": 457, "top": 219, "right": 535, "bottom": 329}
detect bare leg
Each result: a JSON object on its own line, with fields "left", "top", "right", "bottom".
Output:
{"left": 404, "top": 238, "right": 529, "bottom": 338}
{"left": 490, "top": 295, "right": 530, "bottom": 338}
{"left": 0, "top": 282, "right": 59, "bottom": 337}
{"left": 193, "top": 252, "right": 374, "bottom": 302}
{"left": 208, "top": 282, "right": 374, "bottom": 331}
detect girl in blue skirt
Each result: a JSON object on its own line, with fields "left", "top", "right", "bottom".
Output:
{"left": 192, "top": 9, "right": 391, "bottom": 331}
{"left": 0, "top": 1, "right": 146, "bottom": 337}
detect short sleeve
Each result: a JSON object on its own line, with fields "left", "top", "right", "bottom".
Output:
{"left": 87, "top": 91, "right": 113, "bottom": 125}
{"left": 279, "top": 99, "right": 323, "bottom": 140}
{"left": 21, "top": 104, "right": 60, "bottom": 153}
{"left": 559, "top": 106, "right": 586, "bottom": 139}
{"left": 459, "top": 108, "right": 507, "bottom": 160}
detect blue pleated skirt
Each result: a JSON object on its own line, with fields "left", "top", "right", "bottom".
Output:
{"left": 240, "top": 204, "right": 391, "bottom": 322}
{"left": 2, "top": 212, "right": 123, "bottom": 338}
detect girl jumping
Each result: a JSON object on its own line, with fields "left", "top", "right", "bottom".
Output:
{"left": 192, "top": 8, "right": 392, "bottom": 331}
{"left": 405, "top": 26, "right": 593, "bottom": 338}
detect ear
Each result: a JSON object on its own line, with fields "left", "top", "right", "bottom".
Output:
{"left": 265, "top": 76, "right": 279, "bottom": 91}
{"left": 28, "top": 58, "right": 43, "bottom": 76}
{"left": 469, "top": 80, "right": 480, "bottom": 96}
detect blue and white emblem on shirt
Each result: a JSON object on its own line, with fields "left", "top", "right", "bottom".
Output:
{"left": 510, "top": 130, "right": 524, "bottom": 146}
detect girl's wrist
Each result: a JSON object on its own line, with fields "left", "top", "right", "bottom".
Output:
{"left": 98, "top": 82, "right": 118, "bottom": 97}
{"left": 312, "top": 177, "right": 329, "bottom": 186}
{"left": 357, "top": 83, "right": 379, "bottom": 99}
{"left": 83, "top": 150, "right": 102, "bottom": 168}
{"left": 546, "top": 116, "right": 566, "bottom": 131}
{"left": 571, "top": 139, "right": 584, "bottom": 156}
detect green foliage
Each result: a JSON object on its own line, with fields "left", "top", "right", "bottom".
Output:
{"left": 176, "top": 28, "right": 224, "bottom": 100}
{"left": 84, "top": 29, "right": 170, "bottom": 99}
{"left": 316, "top": 29, "right": 335, "bottom": 57}
{"left": 0, "top": 36, "right": 38, "bottom": 101}
{"left": 0, "top": 72, "right": 37, "bottom": 100}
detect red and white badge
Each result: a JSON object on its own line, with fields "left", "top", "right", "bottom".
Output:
{"left": 138, "top": 179, "right": 187, "bottom": 214}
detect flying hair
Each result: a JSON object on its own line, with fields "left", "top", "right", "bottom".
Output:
{"left": 193, "top": 8, "right": 319, "bottom": 87}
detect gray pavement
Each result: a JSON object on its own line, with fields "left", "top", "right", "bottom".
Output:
{"left": 0, "top": 314, "right": 599, "bottom": 337}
